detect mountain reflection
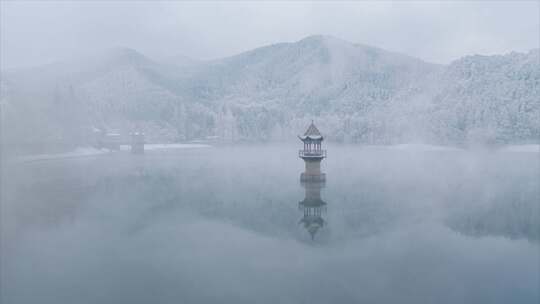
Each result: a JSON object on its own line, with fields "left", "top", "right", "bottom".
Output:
{"left": 446, "top": 200, "right": 540, "bottom": 242}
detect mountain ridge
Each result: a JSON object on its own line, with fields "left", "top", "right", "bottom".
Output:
{"left": 1, "top": 35, "right": 538, "bottom": 147}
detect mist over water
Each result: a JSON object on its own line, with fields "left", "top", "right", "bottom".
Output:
{"left": 1, "top": 145, "right": 538, "bottom": 304}
{"left": 1, "top": 2, "right": 538, "bottom": 303}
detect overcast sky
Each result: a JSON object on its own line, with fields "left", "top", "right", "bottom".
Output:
{"left": 1, "top": 1, "right": 538, "bottom": 69}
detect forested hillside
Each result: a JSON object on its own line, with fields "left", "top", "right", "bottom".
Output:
{"left": 1, "top": 36, "right": 538, "bottom": 147}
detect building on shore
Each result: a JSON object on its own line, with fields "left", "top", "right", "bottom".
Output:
{"left": 130, "top": 132, "right": 145, "bottom": 154}
{"left": 101, "top": 132, "right": 122, "bottom": 150}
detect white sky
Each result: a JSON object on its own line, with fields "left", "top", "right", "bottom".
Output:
{"left": 1, "top": 1, "right": 539, "bottom": 69}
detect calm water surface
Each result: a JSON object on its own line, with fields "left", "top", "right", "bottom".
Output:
{"left": 2, "top": 145, "right": 539, "bottom": 304}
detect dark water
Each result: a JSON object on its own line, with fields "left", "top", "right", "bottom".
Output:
{"left": 1, "top": 145, "right": 539, "bottom": 304}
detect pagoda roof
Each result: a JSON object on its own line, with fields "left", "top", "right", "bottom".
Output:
{"left": 299, "top": 121, "right": 323, "bottom": 141}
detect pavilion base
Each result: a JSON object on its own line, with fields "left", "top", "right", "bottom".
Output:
{"left": 300, "top": 173, "right": 326, "bottom": 182}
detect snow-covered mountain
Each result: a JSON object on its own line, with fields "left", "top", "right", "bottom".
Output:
{"left": 161, "top": 54, "right": 200, "bottom": 67}
{"left": 430, "top": 49, "right": 540, "bottom": 144}
{"left": 1, "top": 36, "right": 538, "bottom": 147}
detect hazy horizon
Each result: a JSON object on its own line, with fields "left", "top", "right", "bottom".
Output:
{"left": 3, "top": 34, "right": 540, "bottom": 73}
{"left": 1, "top": 2, "right": 539, "bottom": 304}
{"left": 1, "top": 1, "right": 539, "bottom": 69}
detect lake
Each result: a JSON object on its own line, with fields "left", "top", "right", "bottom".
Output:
{"left": 1, "top": 145, "right": 539, "bottom": 304}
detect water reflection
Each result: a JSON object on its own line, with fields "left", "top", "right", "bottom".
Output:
{"left": 299, "top": 179, "right": 327, "bottom": 240}
{"left": 446, "top": 200, "right": 540, "bottom": 242}
{"left": 298, "top": 121, "right": 328, "bottom": 240}
{"left": 2, "top": 146, "right": 539, "bottom": 304}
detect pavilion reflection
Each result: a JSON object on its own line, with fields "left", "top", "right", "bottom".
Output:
{"left": 297, "top": 121, "right": 328, "bottom": 240}
{"left": 299, "top": 178, "right": 327, "bottom": 240}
